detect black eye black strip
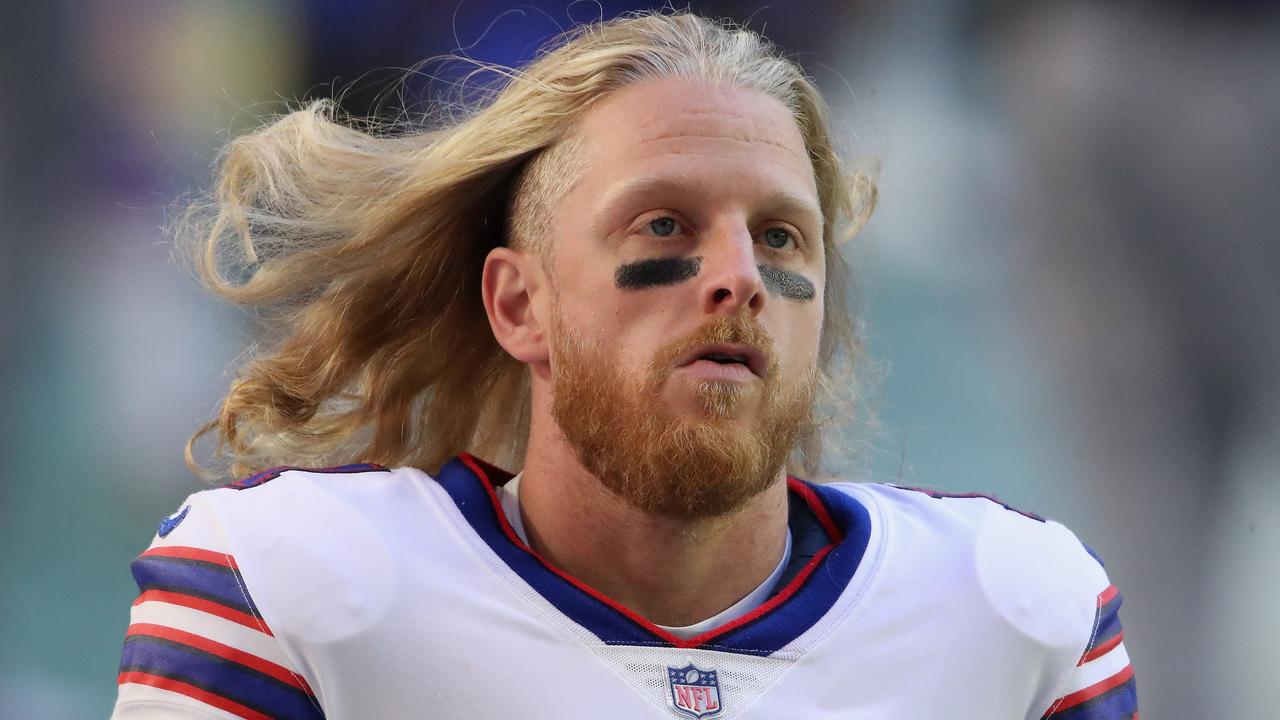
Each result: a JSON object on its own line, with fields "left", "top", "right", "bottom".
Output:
{"left": 615, "top": 256, "right": 702, "bottom": 290}
{"left": 758, "top": 264, "right": 816, "bottom": 301}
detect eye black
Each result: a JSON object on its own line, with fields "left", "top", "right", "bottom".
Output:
{"left": 649, "top": 217, "right": 677, "bottom": 237}
{"left": 764, "top": 227, "right": 792, "bottom": 248}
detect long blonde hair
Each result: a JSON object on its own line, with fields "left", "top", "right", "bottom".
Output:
{"left": 183, "top": 10, "right": 876, "bottom": 480}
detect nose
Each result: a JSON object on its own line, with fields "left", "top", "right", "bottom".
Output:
{"left": 699, "top": 224, "right": 765, "bottom": 316}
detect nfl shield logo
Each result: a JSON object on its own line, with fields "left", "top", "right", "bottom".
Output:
{"left": 667, "top": 663, "right": 723, "bottom": 719}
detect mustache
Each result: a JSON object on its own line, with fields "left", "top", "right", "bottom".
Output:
{"left": 647, "top": 314, "right": 778, "bottom": 381}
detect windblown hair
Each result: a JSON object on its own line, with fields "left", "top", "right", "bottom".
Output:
{"left": 183, "top": 10, "right": 877, "bottom": 481}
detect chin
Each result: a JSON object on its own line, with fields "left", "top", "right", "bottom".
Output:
{"left": 689, "top": 380, "right": 762, "bottom": 421}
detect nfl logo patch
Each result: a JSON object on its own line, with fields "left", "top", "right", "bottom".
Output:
{"left": 667, "top": 663, "right": 723, "bottom": 719}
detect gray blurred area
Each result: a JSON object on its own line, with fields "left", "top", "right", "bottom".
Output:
{"left": 1, "top": 1, "right": 1275, "bottom": 717}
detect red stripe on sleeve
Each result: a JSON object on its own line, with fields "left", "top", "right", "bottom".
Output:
{"left": 1079, "top": 629, "right": 1125, "bottom": 665}
{"left": 133, "top": 590, "right": 273, "bottom": 636}
{"left": 140, "top": 546, "right": 239, "bottom": 570}
{"left": 1097, "top": 584, "right": 1120, "bottom": 607}
{"left": 117, "top": 670, "right": 273, "bottom": 720}
{"left": 1052, "top": 665, "right": 1134, "bottom": 713}
{"left": 126, "top": 623, "right": 311, "bottom": 695}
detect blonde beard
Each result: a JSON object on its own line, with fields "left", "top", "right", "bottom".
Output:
{"left": 549, "top": 310, "right": 817, "bottom": 519}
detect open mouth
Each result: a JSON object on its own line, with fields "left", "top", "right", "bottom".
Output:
{"left": 701, "top": 351, "right": 749, "bottom": 366}
{"left": 680, "top": 344, "right": 767, "bottom": 378}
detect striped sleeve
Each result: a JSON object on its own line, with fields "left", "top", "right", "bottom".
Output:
{"left": 113, "top": 497, "right": 325, "bottom": 719}
{"left": 1041, "top": 584, "right": 1138, "bottom": 720}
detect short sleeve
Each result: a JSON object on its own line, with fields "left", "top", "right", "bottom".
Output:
{"left": 112, "top": 492, "right": 326, "bottom": 720}
{"left": 1039, "top": 579, "right": 1138, "bottom": 719}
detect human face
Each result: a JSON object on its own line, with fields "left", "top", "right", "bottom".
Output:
{"left": 543, "top": 79, "right": 826, "bottom": 515}
{"left": 549, "top": 77, "right": 826, "bottom": 421}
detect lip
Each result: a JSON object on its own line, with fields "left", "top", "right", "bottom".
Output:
{"left": 676, "top": 343, "right": 767, "bottom": 378}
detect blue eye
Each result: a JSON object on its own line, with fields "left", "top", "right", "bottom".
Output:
{"left": 764, "top": 227, "right": 794, "bottom": 249}
{"left": 648, "top": 216, "right": 678, "bottom": 237}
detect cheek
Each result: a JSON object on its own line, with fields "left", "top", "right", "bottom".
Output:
{"left": 550, "top": 257, "right": 622, "bottom": 331}
{"left": 781, "top": 292, "right": 825, "bottom": 367}
{"left": 803, "top": 307, "right": 826, "bottom": 361}
{"left": 608, "top": 279, "right": 689, "bottom": 336}
{"left": 554, "top": 284, "right": 663, "bottom": 363}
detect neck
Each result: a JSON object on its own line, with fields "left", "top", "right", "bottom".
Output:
{"left": 517, "top": 400, "right": 790, "bottom": 628}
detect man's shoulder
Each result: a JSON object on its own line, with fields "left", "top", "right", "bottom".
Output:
{"left": 177, "top": 463, "right": 434, "bottom": 525}
{"left": 828, "top": 480, "right": 1091, "bottom": 557}
{"left": 825, "top": 480, "right": 1110, "bottom": 651}
{"left": 143, "top": 463, "right": 446, "bottom": 585}
{"left": 221, "top": 462, "right": 397, "bottom": 490}
{"left": 138, "top": 464, "right": 462, "bottom": 646}
{"left": 815, "top": 485, "right": 1136, "bottom": 716}
{"left": 830, "top": 480, "right": 1049, "bottom": 525}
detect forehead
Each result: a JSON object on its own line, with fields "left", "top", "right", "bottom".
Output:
{"left": 571, "top": 78, "right": 817, "bottom": 201}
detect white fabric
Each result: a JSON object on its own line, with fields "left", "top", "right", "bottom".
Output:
{"left": 115, "top": 689, "right": 245, "bottom": 720}
{"left": 496, "top": 472, "right": 528, "bottom": 545}
{"left": 113, "top": 467, "right": 1127, "bottom": 719}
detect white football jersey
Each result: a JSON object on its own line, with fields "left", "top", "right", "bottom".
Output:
{"left": 113, "top": 455, "right": 1136, "bottom": 719}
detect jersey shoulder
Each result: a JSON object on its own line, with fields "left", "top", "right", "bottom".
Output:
{"left": 117, "top": 465, "right": 411, "bottom": 720}
{"left": 144, "top": 462, "right": 409, "bottom": 551}
{"left": 835, "top": 481, "right": 1110, "bottom": 650}
{"left": 831, "top": 482, "right": 1135, "bottom": 716}
{"left": 146, "top": 464, "right": 445, "bottom": 633}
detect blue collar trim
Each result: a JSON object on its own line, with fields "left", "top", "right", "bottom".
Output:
{"left": 434, "top": 454, "right": 871, "bottom": 657}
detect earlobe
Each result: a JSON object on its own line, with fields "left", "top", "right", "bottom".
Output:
{"left": 481, "top": 247, "right": 549, "bottom": 364}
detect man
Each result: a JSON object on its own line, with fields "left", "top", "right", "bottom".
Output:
{"left": 114, "top": 12, "right": 1136, "bottom": 719}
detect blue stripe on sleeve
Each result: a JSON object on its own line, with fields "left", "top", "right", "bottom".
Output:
{"left": 1089, "top": 592, "right": 1125, "bottom": 652}
{"left": 120, "top": 635, "right": 323, "bottom": 720}
{"left": 130, "top": 555, "right": 257, "bottom": 615}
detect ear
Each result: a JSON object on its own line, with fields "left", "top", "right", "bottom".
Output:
{"left": 482, "top": 246, "right": 550, "bottom": 366}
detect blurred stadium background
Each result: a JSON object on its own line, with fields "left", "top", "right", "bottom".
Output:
{"left": 2, "top": 1, "right": 1277, "bottom": 717}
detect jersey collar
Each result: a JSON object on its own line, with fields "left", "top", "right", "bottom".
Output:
{"left": 435, "top": 453, "right": 872, "bottom": 657}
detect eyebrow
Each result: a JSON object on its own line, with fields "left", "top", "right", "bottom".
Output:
{"left": 592, "top": 176, "right": 824, "bottom": 236}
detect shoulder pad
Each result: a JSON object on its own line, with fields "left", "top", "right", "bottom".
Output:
{"left": 974, "top": 505, "right": 1108, "bottom": 649}
{"left": 223, "top": 463, "right": 389, "bottom": 490}
{"left": 888, "top": 483, "right": 1046, "bottom": 522}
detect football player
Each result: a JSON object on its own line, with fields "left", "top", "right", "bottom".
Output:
{"left": 113, "top": 11, "right": 1136, "bottom": 719}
